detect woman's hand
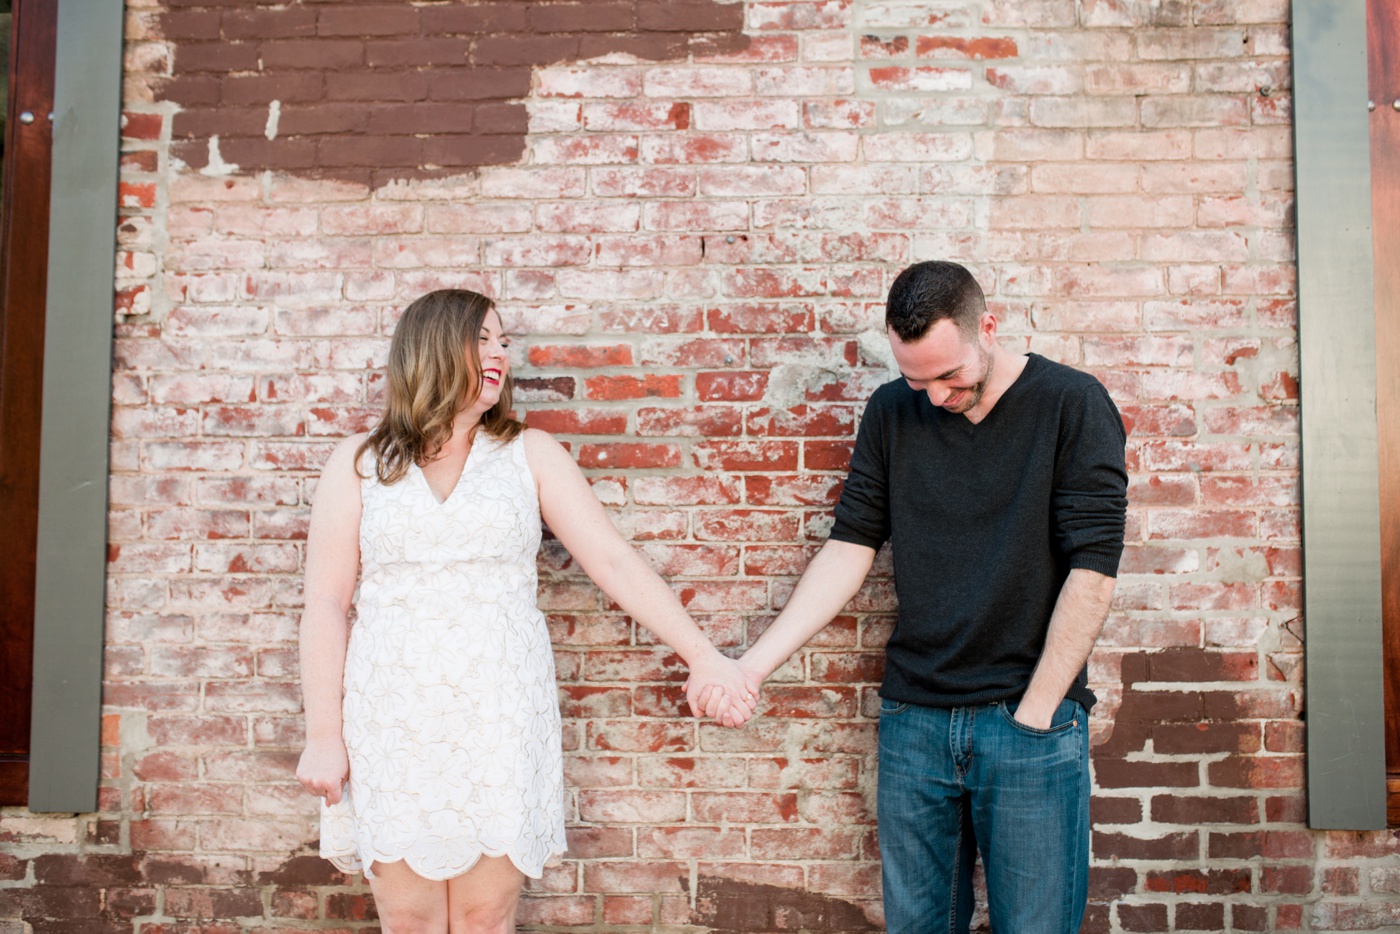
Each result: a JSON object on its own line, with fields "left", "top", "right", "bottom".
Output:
{"left": 685, "top": 651, "right": 762, "bottom": 728}
{"left": 296, "top": 739, "right": 350, "bottom": 805}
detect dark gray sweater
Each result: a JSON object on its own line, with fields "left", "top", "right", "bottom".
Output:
{"left": 829, "top": 353, "right": 1128, "bottom": 711}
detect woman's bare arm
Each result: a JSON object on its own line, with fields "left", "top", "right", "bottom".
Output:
{"left": 295, "top": 435, "right": 365, "bottom": 804}
{"left": 524, "top": 429, "right": 758, "bottom": 726}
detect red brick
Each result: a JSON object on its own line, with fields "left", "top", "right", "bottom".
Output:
{"left": 1261, "top": 865, "right": 1315, "bottom": 895}
{"left": 1207, "top": 756, "right": 1304, "bottom": 790}
{"left": 583, "top": 861, "right": 688, "bottom": 894}
{"left": 603, "top": 894, "right": 655, "bottom": 924}
{"left": 473, "top": 34, "right": 580, "bottom": 66}
{"left": 1176, "top": 902, "right": 1227, "bottom": 930}
{"left": 803, "top": 440, "right": 855, "bottom": 471}
{"left": 584, "top": 374, "right": 683, "bottom": 401}
{"left": 316, "top": 5, "right": 418, "bottom": 36}
{"left": 636, "top": 405, "right": 743, "bottom": 437}
{"left": 426, "top": 66, "right": 532, "bottom": 102}
{"left": 639, "top": 827, "right": 747, "bottom": 860}
{"left": 121, "top": 112, "right": 166, "bottom": 143}
{"left": 637, "top": 0, "right": 744, "bottom": 31}
{"left": 529, "top": 344, "right": 634, "bottom": 368}
{"left": 529, "top": 2, "right": 634, "bottom": 32}
{"left": 221, "top": 9, "right": 317, "bottom": 39}
{"left": 693, "top": 792, "right": 798, "bottom": 823}
{"left": 156, "top": 10, "right": 221, "bottom": 39}
{"left": 693, "top": 509, "right": 801, "bottom": 543}
{"left": 1150, "top": 795, "right": 1258, "bottom": 824}
{"left": 565, "top": 826, "right": 634, "bottom": 859}
{"left": 1093, "top": 758, "right": 1200, "bottom": 789}
{"left": 692, "top": 441, "right": 799, "bottom": 472}
{"left": 577, "top": 443, "right": 681, "bottom": 469}
{"left": 1093, "top": 831, "right": 1199, "bottom": 861}
{"left": 697, "top": 371, "right": 769, "bottom": 401}
{"left": 578, "top": 790, "right": 686, "bottom": 823}
{"left": 637, "top": 756, "right": 746, "bottom": 789}
{"left": 524, "top": 408, "right": 629, "bottom": 435}
{"left": 1144, "top": 868, "right": 1251, "bottom": 895}
{"left": 750, "top": 828, "right": 861, "bottom": 860}
{"left": 917, "top": 35, "right": 1019, "bottom": 59}
{"left": 1230, "top": 903, "right": 1271, "bottom": 930}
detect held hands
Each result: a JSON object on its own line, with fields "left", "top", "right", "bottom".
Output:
{"left": 296, "top": 738, "right": 350, "bottom": 805}
{"left": 684, "top": 652, "right": 765, "bottom": 728}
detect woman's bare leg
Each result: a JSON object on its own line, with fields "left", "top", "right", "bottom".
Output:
{"left": 369, "top": 860, "right": 449, "bottom": 934}
{"left": 446, "top": 855, "right": 526, "bottom": 934}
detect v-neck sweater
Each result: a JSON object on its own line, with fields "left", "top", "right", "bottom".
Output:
{"left": 829, "top": 353, "right": 1128, "bottom": 711}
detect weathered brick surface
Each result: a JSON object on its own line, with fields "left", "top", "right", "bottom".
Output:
{"left": 152, "top": 0, "right": 748, "bottom": 186}
{"left": 4, "top": 0, "right": 1395, "bottom": 932}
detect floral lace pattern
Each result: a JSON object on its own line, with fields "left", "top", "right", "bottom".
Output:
{"left": 320, "top": 434, "right": 566, "bottom": 880}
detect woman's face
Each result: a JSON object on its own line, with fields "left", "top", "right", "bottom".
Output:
{"left": 466, "top": 308, "right": 510, "bottom": 417}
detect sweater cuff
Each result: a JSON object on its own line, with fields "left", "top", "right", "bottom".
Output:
{"left": 828, "top": 526, "right": 886, "bottom": 551}
{"left": 1069, "top": 548, "right": 1122, "bottom": 579}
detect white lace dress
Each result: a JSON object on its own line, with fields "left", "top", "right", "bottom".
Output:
{"left": 320, "top": 434, "right": 566, "bottom": 880}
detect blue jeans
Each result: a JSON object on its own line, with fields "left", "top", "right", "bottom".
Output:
{"left": 876, "top": 697, "right": 1089, "bottom": 934}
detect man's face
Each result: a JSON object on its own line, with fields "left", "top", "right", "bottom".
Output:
{"left": 888, "top": 317, "right": 995, "bottom": 416}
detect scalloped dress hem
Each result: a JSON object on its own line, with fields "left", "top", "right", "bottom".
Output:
{"left": 321, "top": 843, "right": 565, "bottom": 882}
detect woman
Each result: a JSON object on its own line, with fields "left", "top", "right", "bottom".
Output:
{"left": 296, "top": 289, "right": 757, "bottom": 933}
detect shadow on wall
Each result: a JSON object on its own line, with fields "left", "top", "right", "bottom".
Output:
{"left": 155, "top": 1, "right": 750, "bottom": 188}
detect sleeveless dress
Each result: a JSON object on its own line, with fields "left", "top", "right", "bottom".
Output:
{"left": 319, "top": 434, "right": 567, "bottom": 880}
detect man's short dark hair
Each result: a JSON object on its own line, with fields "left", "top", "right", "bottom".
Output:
{"left": 885, "top": 261, "right": 987, "bottom": 343}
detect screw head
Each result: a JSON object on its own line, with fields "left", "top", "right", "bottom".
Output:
{"left": 18, "top": 111, "right": 34, "bottom": 124}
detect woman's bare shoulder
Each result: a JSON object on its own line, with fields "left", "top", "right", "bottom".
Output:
{"left": 521, "top": 427, "right": 577, "bottom": 477}
{"left": 325, "top": 432, "right": 373, "bottom": 478}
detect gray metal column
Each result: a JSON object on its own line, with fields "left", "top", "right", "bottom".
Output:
{"left": 1291, "top": 0, "right": 1387, "bottom": 829}
{"left": 27, "top": 0, "right": 125, "bottom": 813}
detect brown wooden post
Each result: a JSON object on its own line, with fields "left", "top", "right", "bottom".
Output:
{"left": 1367, "top": 0, "right": 1400, "bottom": 825}
{"left": 0, "top": 0, "right": 56, "bottom": 806}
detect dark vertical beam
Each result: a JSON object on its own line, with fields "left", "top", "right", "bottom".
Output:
{"left": 1367, "top": 0, "right": 1400, "bottom": 826}
{"left": 1292, "top": 0, "right": 1387, "bottom": 829}
{"left": 0, "top": 0, "right": 57, "bottom": 806}
{"left": 27, "top": 0, "right": 123, "bottom": 813}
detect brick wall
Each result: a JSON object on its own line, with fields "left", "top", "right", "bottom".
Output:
{"left": 3, "top": 0, "right": 1399, "bottom": 932}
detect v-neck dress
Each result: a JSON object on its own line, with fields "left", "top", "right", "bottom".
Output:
{"left": 319, "top": 433, "right": 566, "bottom": 880}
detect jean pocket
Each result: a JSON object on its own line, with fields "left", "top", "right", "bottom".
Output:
{"left": 879, "top": 699, "right": 910, "bottom": 716}
{"left": 997, "top": 699, "right": 1080, "bottom": 736}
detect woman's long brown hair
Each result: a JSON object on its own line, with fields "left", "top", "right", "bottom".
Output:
{"left": 356, "top": 289, "right": 524, "bottom": 485}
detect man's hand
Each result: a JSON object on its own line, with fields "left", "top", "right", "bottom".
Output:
{"left": 1015, "top": 568, "right": 1117, "bottom": 731}
{"left": 686, "top": 540, "right": 878, "bottom": 728}
{"left": 684, "top": 652, "right": 761, "bottom": 728}
{"left": 296, "top": 738, "right": 349, "bottom": 805}
{"left": 1011, "top": 698, "right": 1059, "bottom": 731}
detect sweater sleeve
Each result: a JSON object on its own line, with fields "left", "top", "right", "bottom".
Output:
{"left": 1051, "top": 380, "right": 1128, "bottom": 576}
{"left": 829, "top": 390, "right": 892, "bottom": 550}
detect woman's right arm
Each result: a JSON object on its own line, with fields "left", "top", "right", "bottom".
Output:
{"left": 295, "top": 435, "right": 366, "bottom": 805}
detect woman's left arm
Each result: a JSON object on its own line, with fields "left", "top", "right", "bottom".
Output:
{"left": 524, "top": 429, "right": 758, "bottom": 726}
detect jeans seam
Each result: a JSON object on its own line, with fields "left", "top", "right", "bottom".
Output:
{"left": 948, "top": 801, "right": 963, "bottom": 934}
{"left": 1068, "top": 727, "right": 1089, "bottom": 933}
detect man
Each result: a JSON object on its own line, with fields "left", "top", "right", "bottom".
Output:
{"left": 735, "top": 261, "right": 1128, "bottom": 933}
